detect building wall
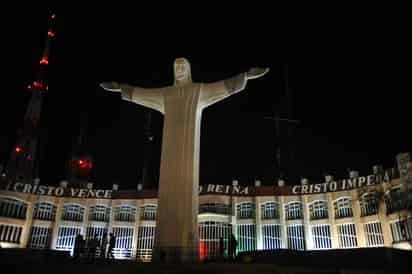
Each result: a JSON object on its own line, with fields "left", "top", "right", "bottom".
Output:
{"left": 0, "top": 177, "right": 411, "bottom": 261}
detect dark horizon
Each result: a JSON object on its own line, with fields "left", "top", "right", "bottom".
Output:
{"left": 1, "top": 9, "right": 411, "bottom": 190}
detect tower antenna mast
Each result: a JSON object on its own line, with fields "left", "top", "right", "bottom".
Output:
{"left": 265, "top": 64, "right": 299, "bottom": 179}
{"left": 7, "top": 12, "right": 56, "bottom": 183}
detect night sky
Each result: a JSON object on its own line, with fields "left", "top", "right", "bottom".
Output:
{"left": 1, "top": 8, "right": 411, "bottom": 190}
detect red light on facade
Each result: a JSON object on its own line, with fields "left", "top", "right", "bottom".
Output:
{"left": 47, "top": 30, "right": 55, "bottom": 37}
{"left": 27, "top": 154, "right": 32, "bottom": 160}
{"left": 15, "top": 146, "right": 22, "bottom": 153}
{"left": 51, "top": 14, "right": 56, "bottom": 19}
{"left": 199, "top": 241, "right": 206, "bottom": 261}
{"left": 78, "top": 160, "right": 84, "bottom": 165}
{"left": 40, "top": 57, "right": 49, "bottom": 64}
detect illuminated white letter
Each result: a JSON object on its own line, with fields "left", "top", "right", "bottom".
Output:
{"left": 292, "top": 185, "right": 301, "bottom": 194}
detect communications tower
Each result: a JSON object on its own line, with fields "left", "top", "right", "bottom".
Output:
{"left": 7, "top": 13, "right": 56, "bottom": 184}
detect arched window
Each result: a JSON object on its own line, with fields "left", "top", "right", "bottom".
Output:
{"left": 364, "top": 222, "right": 384, "bottom": 247}
{"left": 334, "top": 197, "right": 353, "bottom": 219}
{"left": 261, "top": 202, "right": 280, "bottom": 220}
{"left": 285, "top": 201, "right": 303, "bottom": 220}
{"left": 287, "top": 224, "right": 305, "bottom": 250}
{"left": 114, "top": 205, "right": 136, "bottom": 222}
{"left": 262, "top": 224, "right": 282, "bottom": 249}
{"left": 360, "top": 193, "right": 379, "bottom": 216}
{"left": 55, "top": 226, "right": 82, "bottom": 252}
{"left": 309, "top": 200, "right": 328, "bottom": 220}
{"left": 237, "top": 224, "right": 257, "bottom": 252}
{"left": 236, "top": 202, "right": 255, "bottom": 219}
{"left": 337, "top": 223, "right": 358, "bottom": 248}
{"left": 311, "top": 224, "right": 332, "bottom": 249}
{"left": 0, "top": 196, "right": 27, "bottom": 219}
{"left": 0, "top": 224, "right": 23, "bottom": 244}
{"left": 136, "top": 225, "right": 156, "bottom": 261}
{"left": 198, "top": 221, "right": 231, "bottom": 260}
{"left": 199, "top": 203, "right": 231, "bottom": 215}
{"left": 111, "top": 226, "right": 135, "bottom": 258}
{"left": 61, "top": 204, "right": 84, "bottom": 222}
{"left": 33, "top": 202, "right": 56, "bottom": 221}
{"left": 385, "top": 187, "right": 408, "bottom": 214}
{"left": 390, "top": 218, "right": 412, "bottom": 243}
{"left": 29, "top": 226, "right": 52, "bottom": 249}
{"left": 89, "top": 205, "right": 110, "bottom": 222}
{"left": 85, "top": 226, "right": 108, "bottom": 257}
{"left": 142, "top": 204, "right": 157, "bottom": 221}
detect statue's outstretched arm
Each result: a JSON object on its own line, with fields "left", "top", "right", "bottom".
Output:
{"left": 200, "top": 67, "right": 269, "bottom": 109}
{"left": 100, "top": 82, "right": 165, "bottom": 114}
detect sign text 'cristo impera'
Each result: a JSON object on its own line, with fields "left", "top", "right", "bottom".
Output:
{"left": 292, "top": 174, "right": 392, "bottom": 195}
{"left": 5, "top": 182, "right": 112, "bottom": 199}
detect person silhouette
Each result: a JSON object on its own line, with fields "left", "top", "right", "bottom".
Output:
{"left": 73, "top": 234, "right": 83, "bottom": 262}
{"left": 228, "top": 233, "right": 238, "bottom": 261}
{"left": 100, "top": 232, "right": 108, "bottom": 258}
{"left": 87, "top": 234, "right": 99, "bottom": 263}
{"left": 219, "top": 237, "right": 225, "bottom": 260}
{"left": 107, "top": 233, "right": 116, "bottom": 259}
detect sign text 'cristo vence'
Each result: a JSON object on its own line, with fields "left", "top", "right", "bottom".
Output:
{"left": 5, "top": 182, "right": 112, "bottom": 199}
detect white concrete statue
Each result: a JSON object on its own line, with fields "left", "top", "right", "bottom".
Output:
{"left": 101, "top": 58, "right": 268, "bottom": 262}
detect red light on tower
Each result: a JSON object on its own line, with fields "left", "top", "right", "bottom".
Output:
{"left": 15, "top": 146, "right": 22, "bottom": 153}
{"left": 40, "top": 56, "right": 49, "bottom": 64}
{"left": 47, "top": 30, "right": 55, "bottom": 37}
{"left": 77, "top": 159, "right": 92, "bottom": 169}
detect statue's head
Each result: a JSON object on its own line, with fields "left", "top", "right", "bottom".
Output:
{"left": 174, "top": 57, "right": 191, "bottom": 85}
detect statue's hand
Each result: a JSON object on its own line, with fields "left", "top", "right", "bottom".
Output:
{"left": 100, "top": 82, "right": 122, "bottom": 93}
{"left": 247, "top": 67, "right": 269, "bottom": 80}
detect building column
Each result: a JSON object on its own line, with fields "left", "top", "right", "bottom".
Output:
{"left": 279, "top": 196, "right": 288, "bottom": 248}
{"left": 327, "top": 193, "right": 339, "bottom": 248}
{"left": 20, "top": 195, "right": 35, "bottom": 248}
{"left": 379, "top": 191, "right": 393, "bottom": 247}
{"left": 81, "top": 201, "right": 90, "bottom": 243}
{"left": 255, "top": 197, "right": 262, "bottom": 250}
{"left": 230, "top": 194, "right": 238, "bottom": 256}
{"left": 132, "top": 203, "right": 141, "bottom": 259}
{"left": 352, "top": 191, "right": 366, "bottom": 247}
{"left": 50, "top": 197, "right": 64, "bottom": 249}
{"left": 107, "top": 201, "right": 114, "bottom": 235}
{"left": 302, "top": 195, "right": 312, "bottom": 250}
{"left": 230, "top": 196, "right": 237, "bottom": 236}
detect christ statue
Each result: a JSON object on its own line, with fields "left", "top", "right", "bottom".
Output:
{"left": 101, "top": 58, "right": 268, "bottom": 262}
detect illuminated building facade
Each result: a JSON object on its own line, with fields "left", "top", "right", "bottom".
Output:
{"left": 0, "top": 159, "right": 411, "bottom": 262}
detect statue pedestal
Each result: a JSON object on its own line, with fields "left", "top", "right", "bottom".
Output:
{"left": 152, "top": 247, "right": 199, "bottom": 263}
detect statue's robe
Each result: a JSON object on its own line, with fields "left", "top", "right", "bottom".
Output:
{"left": 118, "top": 60, "right": 248, "bottom": 262}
